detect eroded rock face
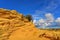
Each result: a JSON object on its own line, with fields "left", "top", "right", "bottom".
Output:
{"left": 0, "top": 8, "right": 60, "bottom": 40}
{"left": 0, "top": 8, "right": 29, "bottom": 40}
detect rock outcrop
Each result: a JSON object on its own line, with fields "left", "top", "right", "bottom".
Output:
{"left": 0, "top": 8, "right": 60, "bottom": 40}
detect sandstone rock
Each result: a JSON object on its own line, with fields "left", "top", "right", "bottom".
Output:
{"left": 0, "top": 8, "right": 60, "bottom": 40}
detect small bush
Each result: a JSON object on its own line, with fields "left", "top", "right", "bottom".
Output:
{"left": 25, "top": 14, "right": 33, "bottom": 22}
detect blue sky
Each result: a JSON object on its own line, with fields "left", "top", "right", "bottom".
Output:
{"left": 0, "top": 0, "right": 60, "bottom": 17}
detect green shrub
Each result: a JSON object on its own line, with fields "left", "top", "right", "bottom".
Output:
{"left": 25, "top": 14, "right": 33, "bottom": 22}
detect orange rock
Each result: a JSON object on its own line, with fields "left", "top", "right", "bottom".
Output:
{"left": 0, "top": 8, "right": 60, "bottom": 40}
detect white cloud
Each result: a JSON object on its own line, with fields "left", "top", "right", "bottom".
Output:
{"left": 39, "top": 18, "right": 45, "bottom": 23}
{"left": 46, "top": 0, "right": 59, "bottom": 11}
{"left": 55, "top": 17, "right": 60, "bottom": 22}
{"left": 32, "top": 10, "right": 45, "bottom": 20}
{"left": 45, "top": 13, "right": 53, "bottom": 18}
{"left": 33, "top": 20, "right": 39, "bottom": 25}
{"left": 33, "top": 20, "right": 36, "bottom": 23}
{"left": 44, "top": 22, "right": 51, "bottom": 26}
{"left": 38, "top": 18, "right": 52, "bottom": 28}
{"left": 45, "top": 13, "right": 54, "bottom": 22}
{"left": 55, "top": 17, "right": 60, "bottom": 26}
{"left": 37, "top": 19, "right": 51, "bottom": 28}
{"left": 32, "top": 15, "right": 41, "bottom": 20}
{"left": 33, "top": 13, "right": 60, "bottom": 28}
{"left": 38, "top": 19, "right": 45, "bottom": 28}
{"left": 32, "top": 10, "right": 60, "bottom": 28}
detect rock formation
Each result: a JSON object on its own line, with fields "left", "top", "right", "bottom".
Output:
{"left": 0, "top": 8, "right": 60, "bottom": 40}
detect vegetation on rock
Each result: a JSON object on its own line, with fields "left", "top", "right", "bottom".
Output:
{"left": 25, "top": 14, "right": 33, "bottom": 22}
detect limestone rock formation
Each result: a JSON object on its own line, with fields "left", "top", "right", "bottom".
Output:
{"left": 0, "top": 8, "right": 60, "bottom": 40}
